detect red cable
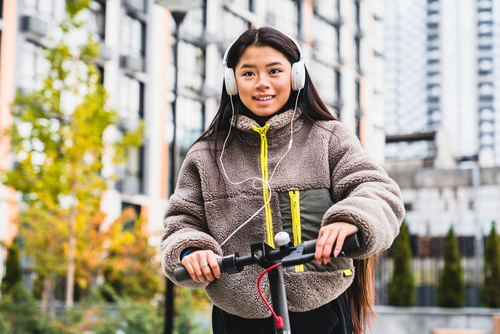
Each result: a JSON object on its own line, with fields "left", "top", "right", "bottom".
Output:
{"left": 257, "top": 263, "right": 284, "bottom": 330}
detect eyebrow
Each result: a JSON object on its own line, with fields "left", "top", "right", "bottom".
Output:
{"left": 239, "top": 61, "right": 284, "bottom": 69}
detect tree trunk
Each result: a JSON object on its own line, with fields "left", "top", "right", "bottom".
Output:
{"left": 41, "top": 276, "right": 52, "bottom": 313}
{"left": 66, "top": 206, "right": 76, "bottom": 308}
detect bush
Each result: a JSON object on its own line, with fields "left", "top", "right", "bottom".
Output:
{"left": 482, "top": 221, "right": 500, "bottom": 307}
{"left": 1, "top": 238, "right": 22, "bottom": 294}
{"left": 437, "top": 226, "right": 464, "bottom": 307}
{"left": 388, "top": 219, "right": 415, "bottom": 306}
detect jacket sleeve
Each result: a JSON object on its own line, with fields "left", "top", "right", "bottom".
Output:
{"left": 322, "top": 122, "right": 405, "bottom": 259}
{"left": 160, "top": 150, "right": 223, "bottom": 288}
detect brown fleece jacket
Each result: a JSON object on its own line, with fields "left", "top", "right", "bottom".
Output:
{"left": 161, "top": 109, "right": 404, "bottom": 319}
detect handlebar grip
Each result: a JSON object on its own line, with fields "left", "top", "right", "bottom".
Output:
{"left": 174, "top": 266, "right": 193, "bottom": 282}
{"left": 174, "top": 258, "right": 225, "bottom": 282}
{"left": 302, "top": 232, "right": 361, "bottom": 255}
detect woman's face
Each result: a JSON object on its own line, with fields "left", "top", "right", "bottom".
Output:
{"left": 234, "top": 45, "right": 292, "bottom": 122}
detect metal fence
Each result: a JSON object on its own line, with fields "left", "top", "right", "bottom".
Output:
{"left": 375, "top": 235, "right": 484, "bottom": 307}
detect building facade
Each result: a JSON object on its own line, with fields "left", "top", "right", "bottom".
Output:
{"left": 0, "top": 0, "right": 384, "bottom": 289}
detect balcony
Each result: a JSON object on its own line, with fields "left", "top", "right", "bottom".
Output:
{"left": 99, "top": 43, "right": 112, "bottom": 61}
{"left": 22, "top": 16, "right": 48, "bottom": 38}
{"left": 427, "top": 39, "right": 440, "bottom": 49}
{"left": 121, "top": 55, "right": 144, "bottom": 73}
{"left": 125, "top": 0, "right": 145, "bottom": 13}
{"left": 116, "top": 177, "right": 142, "bottom": 195}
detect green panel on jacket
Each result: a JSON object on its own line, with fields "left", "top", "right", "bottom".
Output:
{"left": 278, "top": 188, "right": 351, "bottom": 273}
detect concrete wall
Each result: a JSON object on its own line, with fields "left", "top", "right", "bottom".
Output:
{"left": 372, "top": 306, "right": 500, "bottom": 334}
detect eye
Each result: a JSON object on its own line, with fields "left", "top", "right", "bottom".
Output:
{"left": 242, "top": 71, "right": 254, "bottom": 77}
{"left": 269, "top": 69, "right": 282, "bottom": 75}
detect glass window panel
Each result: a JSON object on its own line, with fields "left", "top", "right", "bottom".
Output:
{"left": 312, "top": 16, "right": 338, "bottom": 61}
{"left": 223, "top": 9, "right": 249, "bottom": 41}
{"left": 228, "top": 0, "right": 250, "bottom": 9}
{"left": 183, "top": 7, "right": 204, "bottom": 39}
{"left": 90, "top": 1, "right": 106, "bottom": 42}
{"left": 267, "top": 0, "right": 298, "bottom": 38}
{"left": 121, "top": 15, "right": 144, "bottom": 58}
{"left": 120, "top": 76, "right": 141, "bottom": 121}
{"left": 178, "top": 42, "right": 204, "bottom": 92}
{"left": 175, "top": 97, "right": 204, "bottom": 172}
{"left": 309, "top": 57, "right": 337, "bottom": 106}
{"left": 313, "top": 0, "right": 339, "bottom": 22}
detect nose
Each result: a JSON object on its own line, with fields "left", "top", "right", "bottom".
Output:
{"left": 255, "top": 74, "right": 270, "bottom": 90}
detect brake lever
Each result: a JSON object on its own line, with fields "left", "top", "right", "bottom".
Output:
{"left": 281, "top": 244, "right": 345, "bottom": 268}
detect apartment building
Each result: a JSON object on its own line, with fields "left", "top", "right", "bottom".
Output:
{"left": 0, "top": 0, "right": 384, "bottom": 288}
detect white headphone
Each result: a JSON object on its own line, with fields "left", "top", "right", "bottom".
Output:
{"left": 221, "top": 30, "right": 306, "bottom": 96}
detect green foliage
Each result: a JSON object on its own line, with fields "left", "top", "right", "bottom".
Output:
{"left": 174, "top": 287, "right": 212, "bottom": 334}
{"left": 387, "top": 219, "right": 415, "bottom": 306}
{"left": 437, "top": 226, "right": 465, "bottom": 307}
{"left": 483, "top": 221, "right": 500, "bottom": 307}
{"left": 1, "top": 238, "right": 22, "bottom": 294}
{"left": 0, "top": 283, "right": 54, "bottom": 334}
{"left": 0, "top": 284, "right": 164, "bottom": 334}
{"left": 0, "top": 0, "right": 143, "bottom": 306}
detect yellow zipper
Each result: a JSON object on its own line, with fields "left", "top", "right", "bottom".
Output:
{"left": 289, "top": 190, "right": 304, "bottom": 272}
{"left": 252, "top": 124, "right": 275, "bottom": 248}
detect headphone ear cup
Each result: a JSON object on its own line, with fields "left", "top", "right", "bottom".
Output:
{"left": 224, "top": 67, "right": 238, "bottom": 96}
{"left": 291, "top": 60, "right": 305, "bottom": 91}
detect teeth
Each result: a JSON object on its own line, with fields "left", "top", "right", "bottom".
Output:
{"left": 254, "top": 96, "right": 273, "bottom": 101}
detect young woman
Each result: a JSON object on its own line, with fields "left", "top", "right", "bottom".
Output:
{"left": 161, "top": 27, "right": 404, "bottom": 334}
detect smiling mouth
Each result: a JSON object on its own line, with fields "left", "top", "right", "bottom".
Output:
{"left": 254, "top": 96, "right": 274, "bottom": 101}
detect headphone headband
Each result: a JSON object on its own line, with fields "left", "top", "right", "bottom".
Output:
{"left": 222, "top": 29, "right": 304, "bottom": 67}
{"left": 222, "top": 28, "right": 306, "bottom": 95}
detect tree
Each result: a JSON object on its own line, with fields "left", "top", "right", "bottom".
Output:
{"left": 437, "top": 226, "right": 465, "bottom": 307}
{"left": 483, "top": 221, "right": 500, "bottom": 307}
{"left": 387, "top": 219, "right": 415, "bottom": 306}
{"left": 1, "top": 238, "right": 22, "bottom": 294}
{"left": 1, "top": 1, "right": 142, "bottom": 308}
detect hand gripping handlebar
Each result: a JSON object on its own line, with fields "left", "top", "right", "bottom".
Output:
{"left": 174, "top": 232, "right": 361, "bottom": 282}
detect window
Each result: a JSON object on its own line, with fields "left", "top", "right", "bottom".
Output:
{"left": 178, "top": 42, "right": 205, "bottom": 93}
{"left": 182, "top": 6, "right": 204, "bottom": 39}
{"left": 478, "top": 23, "right": 493, "bottom": 36}
{"left": 24, "top": 0, "right": 65, "bottom": 21}
{"left": 355, "top": 80, "right": 361, "bottom": 137}
{"left": 355, "top": 39, "right": 361, "bottom": 73}
{"left": 479, "top": 83, "right": 494, "bottom": 96}
{"left": 313, "top": 0, "right": 340, "bottom": 23}
{"left": 478, "top": 58, "right": 493, "bottom": 74}
{"left": 355, "top": 0, "right": 361, "bottom": 34}
{"left": 117, "top": 146, "right": 144, "bottom": 195}
{"left": 309, "top": 58, "right": 339, "bottom": 108}
{"left": 89, "top": 1, "right": 106, "bottom": 42}
{"left": 312, "top": 15, "right": 339, "bottom": 61}
{"left": 222, "top": 8, "right": 250, "bottom": 42}
{"left": 20, "top": 41, "right": 50, "bottom": 91}
{"left": 119, "top": 76, "right": 143, "bottom": 130}
{"left": 267, "top": 0, "right": 299, "bottom": 38}
{"left": 121, "top": 15, "right": 145, "bottom": 59}
{"left": 169, "top": 97, "right": 204, "bottom": 193}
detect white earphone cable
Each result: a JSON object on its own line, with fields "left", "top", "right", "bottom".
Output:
{"left": 219, "top": 89, "right": 301, "bottom": 247}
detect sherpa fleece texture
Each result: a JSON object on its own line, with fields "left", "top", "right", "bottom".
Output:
{"left": 161, "top": 108, "right": 405, "bottom": 319}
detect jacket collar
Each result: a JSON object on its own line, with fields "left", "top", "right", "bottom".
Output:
{"left": 231, "top": 108, "right": 303, "bottom": 133}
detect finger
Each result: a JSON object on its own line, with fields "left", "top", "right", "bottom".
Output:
{"left": 192, "top": 258, "right": 208, "bottom": 282}
{"left": 333, "top": 230, "right": 347, "bottom": 258}
{"left": 182, "top": 261, "right": 199, "bottom": 282}
{"left": 209, "top": 256, "right": 221, "bottom": 279}
{"left": 315, "top": 228, "right": 330, "bottom": 265}
{"left": 322, "top": 228, "right": 339, "bottom": 263}
{"left": 201, "top": 262, "right": 215, "bottom": 281}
